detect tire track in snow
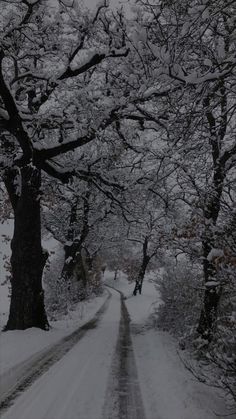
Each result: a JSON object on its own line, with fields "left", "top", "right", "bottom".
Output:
{"left": 103, "top": 285, "right": 146, "bottom": 419}
{"left": 0, "top": 290, "right": 111, "bottom": 415}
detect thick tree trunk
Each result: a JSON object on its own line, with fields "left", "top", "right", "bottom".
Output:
{"left": 4, "top": 165, "right": 49, "bottom": 331}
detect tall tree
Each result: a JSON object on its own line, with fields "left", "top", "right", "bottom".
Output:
{"left": 0, "top": 0, "right": 129, "bottom": 330}
{"left": 131, "top": 0, "right": 236, "bottom": 340}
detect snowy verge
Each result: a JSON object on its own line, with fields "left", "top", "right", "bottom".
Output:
{"left": 0, "top": 221, "right": 108, "bottom": 374}
{"left": 0, "top": 220, "right": 13, "bottom": 331}
{"left": 133, "top": 329, "right": 230, "bottom": 419}
{"left": 105, "top": 271, "right": 230, "bottom": 419}
{"left": 0, "top": 291, "right": 108, "bottom": 375}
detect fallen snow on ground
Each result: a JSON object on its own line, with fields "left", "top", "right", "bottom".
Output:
{"left": 1, "top": 288, "right": 121, "bottom": 419}
{"left": 0, "top": 220, "right": 13, "bottom": 330}
{"left": 105, "top": 271, "right": 230, "bottom": 419}
{"left": 0, "top": 221, "right": 108, "bottom": 374}
{"left": 0, "top": 293, "right": 107, "bottom": 375}
{"left": 133, "top": 329, "right": 230, "bottom": 419}
{"left": 0, "top": 221, "right": 60, "bottom": 330}
{"left": 0, "top": 262, "right": 231, "bottom": 419}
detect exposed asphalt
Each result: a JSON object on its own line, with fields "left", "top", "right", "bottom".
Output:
{"left": 103, "top": 285, "right": 146, "bottom": 419}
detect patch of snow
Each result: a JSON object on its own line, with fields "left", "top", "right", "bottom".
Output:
{"left": 1, "top": 288, "right": 120, "bottom": 419}
{"left": 207, "top": 248, "right": 224, "bottom": 261}
{"left": 0, "top": 293, "right": 107, "bottom": 375}
{"left": 0, "top": 220, "right": 14, "bottom": 330}
{"left": 205, "top": 281, "right": 220, "bottom": 288}
{"left": 105, "top": 272, "right": 230, "bottom": 418}
{"left": 0, "top": 224, "right": 108, "bottom": 375}
{"left": 0, "top": 264, "right": 230, "bottom": 418}
{"left": 133, "top": 329, "right": 229, "bottom": 419}
{"left": 0, "top": 108, "right": 10, "bottom": 120}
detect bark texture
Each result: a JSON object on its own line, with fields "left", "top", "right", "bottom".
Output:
{"left": 133, "top": 237, "right": 150, "bottom": 296}
{"left": 4, "top": 165, "right": 49, "bottom": 330}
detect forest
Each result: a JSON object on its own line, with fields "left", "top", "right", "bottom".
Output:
{"left": 0, "top": 0, "right": 235, "bottom": 417}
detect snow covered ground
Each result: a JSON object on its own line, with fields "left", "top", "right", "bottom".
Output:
{"left": 0, "top": 293, "right": 108, "bottom": 375}
{"left": 0, "top": 221, "right": 107, "bottom": 373}
{"left": 105, "top": 273, "right": 230, "bottom": 419}
{"left": 1, "top": 288, "right": 121, "bottom": 419}
{"left": 0, "top": 220, "right": 13, "bottom": 330}
{"left": 0, "top": 251, "right": 232, "bottom": 419}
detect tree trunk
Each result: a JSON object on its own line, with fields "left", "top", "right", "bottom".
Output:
{"left": 61, "top": 189, "right": 90, "bottom": 285}
{"left": 61, "top": 241, "right": 80, "bottom": 281}
{"left": 4, "top": 165, "right": 49, "bottom": 330}
{"left": 197, "top": 208, "right": 222, "bottom": 340}
{"left": 61, "top": 198, "right": 80, "bottom": 280}
{"left": 197, "top": 282, "right": 221, "bottom": 341}
{"left": 196, "top": 93, "right": 227, "bottom": 340}
{"left": 74, "top": 251, "right": 87, "bottom": 288}
{"left": 133, "top": 259, "right": 149, "bottom": 295}
{"left": 133, "top": 237, "right": 150, "bottom": 296}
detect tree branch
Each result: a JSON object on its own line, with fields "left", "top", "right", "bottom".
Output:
{"left": 0, "top": 51, "right": 33, "bottom": 162}
{"left": 34, "top": 106, "right": 121, "bottom": 161}
{"left": 59, "top": 48, "right": 129, "bottom": 80}
{"left": 40, "top": 160, "right": 74, "bottom": 183}
{"left": 21, "top": 0, "right": 40, "bottom": 25}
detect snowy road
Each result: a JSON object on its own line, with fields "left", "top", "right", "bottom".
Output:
{"left": 103, "top": 286, "right": 145, "bottom": 419}
{"left": 0, "top": 287, "right": 145, "bottom": 419}
{"left": 0, "top": 291, "right": 111, "bottom": 413}
{"left": 0, "top": 279, "right": 231, "bottom": 419}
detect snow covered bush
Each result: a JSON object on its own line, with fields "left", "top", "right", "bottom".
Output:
{"left": 155, "top": 254, "right": 236, "bottom": 405}
{"left": 207, "top": 266, "right": 236, "bottom": 404}
{"left": 44, "top": 247, "right": 104, "bottom": 320}
{"left": 155, "top": 258, "right": 203, "bottom": 340}
{"left": 43, "top": 248, "right": 68, "bottom": 319}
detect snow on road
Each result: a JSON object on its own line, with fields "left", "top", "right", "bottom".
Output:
{"left": 133, "top": 330, "right": 229, "bottom": 419}
{"left": 103, "top": 287, "right": 145, "bottom": 419}
{"left": 0, "top": 221, "right": 107, "bottom": 375}
{"left": 1, "top": 271, "right": 231, "bottom": 419}
{"left": 0, "top": 293, "right": 107, "bottom": 375}
{"left": 1, "top": 288, "right": 121, "bottom": 419}
{"left": 105, "top": 273, "right": 230, "bottom": 419}
{"left": 0, "top": 293, "right": 110, "bottom": 411}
